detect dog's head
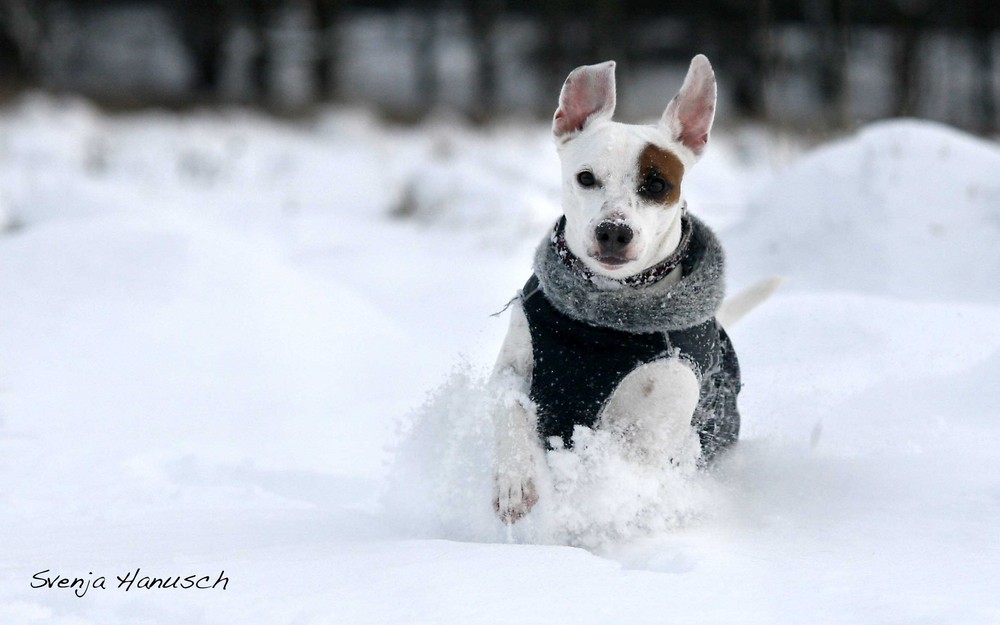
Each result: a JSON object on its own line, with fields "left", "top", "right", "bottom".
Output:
{"left": 552, "top": 55, "right": 717, "bottom": 278}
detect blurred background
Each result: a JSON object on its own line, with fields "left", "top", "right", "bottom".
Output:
{"left": 1, "top": 0, "right": 999, "bottom": 132}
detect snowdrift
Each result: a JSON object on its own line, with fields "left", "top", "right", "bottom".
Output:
{"left": 727, "top": 119, "right": 1000, "bottom": 302}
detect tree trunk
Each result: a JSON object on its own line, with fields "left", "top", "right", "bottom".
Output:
{"left": 806, "top": 0, "right": 851, "bottom": 129}
{"left": 313, "top": 0, "right": 342, "bottom": 101}
{"left": 892, "top": 18, "right": 920, "bottom": 117}
{"left": 538, "top": 0, "right": 573, "bottom": 117}
{"left": 0, "top": 0, "right": 45, "bottom": 84}
{"left": 413, "top": 5, "right": 439, "bottom": 115}
{"left": 469, "top": 0, "right": 501, "bottom": 121}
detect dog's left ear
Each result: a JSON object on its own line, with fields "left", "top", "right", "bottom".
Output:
{"left": 553, "top": 61, "right": 616, "bottom": 141}
{"left": 660, "top": 55, "right": 717, "bottom": 159}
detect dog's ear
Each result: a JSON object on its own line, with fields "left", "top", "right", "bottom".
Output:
{"left": 660, "top": 55, "right": 716, "bottom": 158}
{"left": 553, "top": 61, "right": 616, "bottom": 141}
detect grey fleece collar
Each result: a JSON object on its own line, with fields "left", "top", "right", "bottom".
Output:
{"left": 529, "top": 214, "right": 726, "bottom": 333}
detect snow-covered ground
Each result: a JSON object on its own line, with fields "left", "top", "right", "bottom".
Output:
{"left": 0, "top": 95, "right": 998, "bottom": 624}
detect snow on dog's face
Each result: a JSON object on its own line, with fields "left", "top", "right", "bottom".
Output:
{"left": 552, "top": 56, "right": 716, "bottom": 278}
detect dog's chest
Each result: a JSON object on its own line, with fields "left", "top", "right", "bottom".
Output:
{"left": 520, "top": 275, "right": 721, "bottom": 449}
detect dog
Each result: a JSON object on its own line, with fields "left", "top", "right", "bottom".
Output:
{"left": 490, "top": 55, "right": 779, "bottom": 525}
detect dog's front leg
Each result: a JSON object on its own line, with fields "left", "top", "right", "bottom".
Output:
{"left": 599, "top": 358, "right": 702, "bottom": 468}
{"left": 490, "top": 301, "right": 543, "bottom": 524}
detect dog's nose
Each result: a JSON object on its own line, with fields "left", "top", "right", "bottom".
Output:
{"left": 595, "top": 220, "right": 633, "bottom": 255}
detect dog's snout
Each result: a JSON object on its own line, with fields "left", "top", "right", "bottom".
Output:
{"left": 595, "top": 220, "right": 633, "bottom": 255}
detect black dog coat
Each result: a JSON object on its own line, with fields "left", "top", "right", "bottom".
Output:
{"left": 521, "top": 214, "right": 741, "bottom": 462}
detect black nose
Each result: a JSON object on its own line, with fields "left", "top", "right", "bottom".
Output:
{"left": 595, "top": 220, "right": 633, "bottom": 255}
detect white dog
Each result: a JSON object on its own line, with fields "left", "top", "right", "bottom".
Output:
{"left": 491, "top": 55, "right": 778, "bottom": 524}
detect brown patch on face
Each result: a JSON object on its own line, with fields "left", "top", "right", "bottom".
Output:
{"left": 637, "top": 143, "right": 684, "bottom": 205}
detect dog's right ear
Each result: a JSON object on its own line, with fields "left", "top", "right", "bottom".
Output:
{"left": 553, "top": 61, "right": 616, "bottom": 141}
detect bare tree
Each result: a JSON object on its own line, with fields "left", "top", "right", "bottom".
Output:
{"left": 469, "top": 0, "right": 501, "bottom": 120}
{"left": 969, "top": 0, "right": 998, "bottom": 132}
{"left": 313, "top": 0, "right": 343, "bottom": 101}
{"left": 890, "top": 0, "right": 930, "bottom": 117}
{"left": 412, "top": 2, "right": 439, "bottom": 115}
{"left": 177, "top": 0, "right": 226, "bottom": 99}
{"left": 805, "top": 0, "right": 851, "bottom": 128}
{"left": 0, "top": 0, "right": 46, "bottom": 83}
{"left": 538, "top": 0, "right": 571, "bottom": 116}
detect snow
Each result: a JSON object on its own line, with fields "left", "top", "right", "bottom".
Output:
{"left": 1, "top": 96, "right": 999, "bottom": 623}
{"left": 726, "top": 119, "right": 1000, "bottom": 302}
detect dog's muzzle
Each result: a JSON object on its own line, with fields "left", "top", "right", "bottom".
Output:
{"left": 594, "top": 220, "right": 633, "bottom": 264}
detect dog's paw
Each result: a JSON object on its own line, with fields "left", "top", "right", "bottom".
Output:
{"left": 493, "top": 474, "right": 538, "bottom": 525}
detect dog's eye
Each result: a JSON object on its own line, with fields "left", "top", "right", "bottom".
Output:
{"left": 639, "top": 176, "right": 674, "bottom": 198}
{"left": 576, "top": 171, "right": 596, "bottom": 187}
